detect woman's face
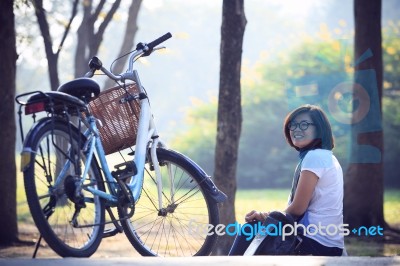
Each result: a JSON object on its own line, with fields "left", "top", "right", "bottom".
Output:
{"left": 289, "top": 112, "right": 317, "bottom": 149}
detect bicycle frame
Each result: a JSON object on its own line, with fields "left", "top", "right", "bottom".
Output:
{"left": 62, "top": 69, "right": 169, "bottom": 210}
{"left": 84, "top": 43, "right": 175, "bottom": 210}
{"left": 17, "top": 40, "right": 185, "bottom": 214}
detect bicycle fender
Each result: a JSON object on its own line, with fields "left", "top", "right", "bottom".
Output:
{"left": 157, "top": 148, "right": 227, "bottom": 204}
{"left": 20, "top": 117, "right": 85, "bottom": 172}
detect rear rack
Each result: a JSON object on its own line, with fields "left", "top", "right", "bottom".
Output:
{"left": 15, "top": 91, "right": 88, "bottom": 143}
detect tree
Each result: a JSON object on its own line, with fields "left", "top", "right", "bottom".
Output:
{"left": 104, "top": 0, "right": 142, "bottom": 89}
{"left": 213, "top": 0, "right": 246, "bottom": 255}
{"left": 32, "top": 0, "right": 142, "bottom": 89}
{"left": 74, "top": 0, "right": 122, "bottom": 78}
{"left": 33, "top": 0, "right": 79, "bottom": 90}
{"left": 0, "top": 0, "right": 18, "bottom": 244}
{"left": 344, "top": 0, "right": 384, "bottom": 228}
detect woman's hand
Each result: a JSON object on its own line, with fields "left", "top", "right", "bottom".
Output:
{"left": 245, "top": 210, "right": 269, "bottom": 223}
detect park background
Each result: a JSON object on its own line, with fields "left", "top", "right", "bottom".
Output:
{"left": 15, "top": 0, "right": 400, "bottom": 189}
{"left": 2, "top": 0, "right": 400, "bottom": 257}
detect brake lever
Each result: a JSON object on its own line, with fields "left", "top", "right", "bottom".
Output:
{"left": 141, "top": 46, "right": 166, "bottom": 57}
{"left": 153, "top": 46, "right": 166, "bottom": 51}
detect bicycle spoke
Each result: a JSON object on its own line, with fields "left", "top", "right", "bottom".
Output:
{"left": 24, "top": 123, "right": 105, "bottom": 257}
{"left": 121, "top": 149, "right": 218, "bottom": 257}
{"left": 144, "top": 167, "right": 172, "bottom": 205}
{"left": 173, "top": 186, "right": 202, "bottom": 206}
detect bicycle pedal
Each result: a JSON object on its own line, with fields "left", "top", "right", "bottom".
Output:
{"left": 111, "top": 162, "right": 137, "bottom": 180}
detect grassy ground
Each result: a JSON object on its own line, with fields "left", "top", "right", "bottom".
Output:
{"left": 10, "top": 174, "right": 400, "bottom": 257}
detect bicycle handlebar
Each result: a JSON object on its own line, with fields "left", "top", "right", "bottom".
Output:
{"left": 147, "top": 32, "right": 172, "bottom": 50}
{"left": 85, "top": 32, "right": 172, "bottom": 81}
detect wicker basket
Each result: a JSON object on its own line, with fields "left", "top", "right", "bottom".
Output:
{"left": 88, "top": 83, "right": 140, "bottom": 155}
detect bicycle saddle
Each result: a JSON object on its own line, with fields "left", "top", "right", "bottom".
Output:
{"left": 57, "top": 78, "right": 100, "bottom": 102}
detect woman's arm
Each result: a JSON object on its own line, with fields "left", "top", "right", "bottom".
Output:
{"left": 243, "top": 170, "right": 318, "bottom": 222}
{"left": 285, "top": 170, "right": 319, "bottom": 217}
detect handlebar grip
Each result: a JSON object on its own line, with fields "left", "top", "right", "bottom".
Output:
{"left": 147, "top": 32, "right": 172, "bottom": 50}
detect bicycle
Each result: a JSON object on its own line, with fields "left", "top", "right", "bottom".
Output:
{"left": 15, "top": 32, "right": 227, "bottom": 258}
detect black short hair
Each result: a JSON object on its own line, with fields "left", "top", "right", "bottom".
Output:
{"left": 283, "top": 104, "right": 334, "bottom": 151}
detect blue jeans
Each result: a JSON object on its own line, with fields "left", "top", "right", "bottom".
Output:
{"left": 228, "top": 221, "right": 343, "bottom": 256}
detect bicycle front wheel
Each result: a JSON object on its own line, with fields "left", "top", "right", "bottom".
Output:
{"left": 23, "top": 119, "right": 105, "bottom": 257}
{"left": 119, "top": 148, "right": 219, "bottom": 257}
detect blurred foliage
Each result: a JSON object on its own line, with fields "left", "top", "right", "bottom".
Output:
{"left": 171, "top": 22, "right": 400, "bottom": 189}
{"left": 383, "top": 20, "right": 400, "bottom": 95}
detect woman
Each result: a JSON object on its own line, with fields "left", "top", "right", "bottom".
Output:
{"left": 229, "top": 104, "right": 344, "bottom": 256}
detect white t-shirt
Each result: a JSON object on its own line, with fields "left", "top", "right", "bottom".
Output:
{"left": 298, "top": 149, "right": 344, "bottom": 249}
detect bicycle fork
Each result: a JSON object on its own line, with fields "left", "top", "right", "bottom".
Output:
{"left": 150, "top": 138, "right": 177, "bottom": 216}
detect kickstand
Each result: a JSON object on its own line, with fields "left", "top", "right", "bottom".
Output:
{"left": 32, "top": 234, "right": 43, "bottom": 258}
{"left": 102, "top": 207, "right": 124, "bottom": 238}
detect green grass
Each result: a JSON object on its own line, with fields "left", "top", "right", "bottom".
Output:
{"left": 16, "top": 171, "right": 33, "bottom": 224}
{"left": 384, "top": 189, "right": 400, "bottom": 227}
{"left": 16, "top": 173, "right": 400, "bottom": 256}
{"left": 17, "top": 180, "right": 400, "bottom": 226}
{"left": 235, "top": 189, "right": 289, "bottom": 222}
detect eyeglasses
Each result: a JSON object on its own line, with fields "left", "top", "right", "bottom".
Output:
{"left": 288, "top": 120, "right": 315, "bottom": 131}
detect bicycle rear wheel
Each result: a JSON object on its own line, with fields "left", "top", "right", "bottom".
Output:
{"left": 119, "top": 148, "right": 219, "bottom": 257}
{"left": 23, "top": 119, "right": 105, "bottom": 257}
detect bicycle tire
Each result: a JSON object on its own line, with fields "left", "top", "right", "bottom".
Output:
{"left": 119, "top": 148, "right": 220, "bottom": 257}
{"left": 23, "top": 119, "right": 105, "bottom": 257}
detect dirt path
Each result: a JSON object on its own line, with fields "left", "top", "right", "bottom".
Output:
{"left": 0, "top": 224, "right": 141, "bottom": 258}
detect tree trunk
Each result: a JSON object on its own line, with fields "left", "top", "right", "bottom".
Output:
{"left": 344, "top": 0, "right": 384, "bottom": 229}
{"left": 89, "top": 0, "right": 122, "bottom": 57}
{"left": 213, "top": 0, "right": 246, "bottom": 255}
{"left": 74, "top": 1, "right": 94, "bottom": 78}
{"left": 0, "top": 0, "right": 18, "bottom": 245}
{"left": 74, "top": 0, "right": 122, "bottom": 78}
{"left": 75, "top": 1, "right": 92, "bottom": 78}
{"left": 33, "top": 0, "right": 79, "bottom": 90}
{"left": 33, "top": 0, "right": 60, "bottom": 90}
{"left": 104, "top": 0, "right": 142, "bottom": 89}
